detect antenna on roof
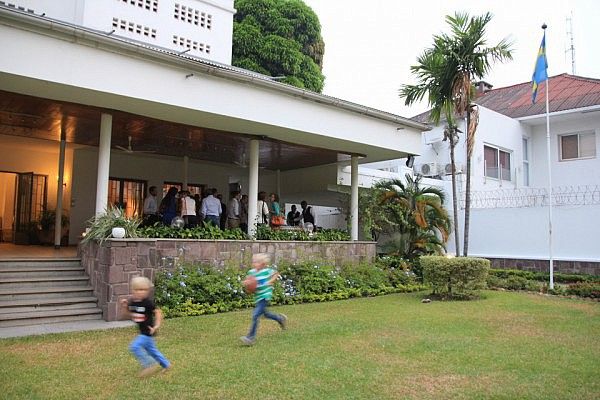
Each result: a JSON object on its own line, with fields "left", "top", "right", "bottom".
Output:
{"left": 566, "top": 12, "right": 576, "bottom": 75}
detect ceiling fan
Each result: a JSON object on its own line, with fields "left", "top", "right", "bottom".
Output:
{"left": 115, "top": 136, "right": 155, "bottom": 154}
{"left": 233, "top": 151, "right": 247, "bottom": 168}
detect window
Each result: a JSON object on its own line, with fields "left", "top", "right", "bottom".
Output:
{"left": 174, "top": 3, "right": 212, "bottom": 29}
{"left": 522, "top": 138, "right": 529, "bottom": 186}
{"left": 112, "top": 18, "right": 157, "bottom": 38}
{"left": 172, "top": 35, "right": 210, "bottom": 54}
{"left": 162, "top": 182, "right": 206, "bottom": 198}
{"left": 0, "top": 2, "right": 35, "bottom": 13}
{"left": 118, "top": 0, "right": 158, "bottom": 12}
{"left": 108, "top": 178, "right": 147, "bottom": 218}
{"left": 484, "top": 145, "right": 511, "bottom": 181}
{"left": 559, "top": 131, "right": 596, "bottom": 161}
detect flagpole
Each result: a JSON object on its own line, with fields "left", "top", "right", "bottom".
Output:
{"left": 542, "top": 23, "right": 554, "bottom": 290}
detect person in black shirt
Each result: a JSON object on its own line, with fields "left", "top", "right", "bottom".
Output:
{"left": 120, "top": 276, "right": 171, "bottom": 377}
{"left": 286, "top": 205, "right": 301, "bottom": 226}
{"left": 300, "top": 200, "right": 315, "bottom": 226}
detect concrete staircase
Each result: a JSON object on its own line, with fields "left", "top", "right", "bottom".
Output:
{"left": 0, "top": 258, "right": 102, "bottom": 327}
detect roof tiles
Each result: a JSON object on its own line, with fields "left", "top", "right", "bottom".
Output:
{"left": 412, "top": 74, "right": 600, "bottom": 122}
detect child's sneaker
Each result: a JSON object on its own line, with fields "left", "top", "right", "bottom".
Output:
{"left": 138, "top": 365, "right": 160, "bottom": 378}
{"left": 240, "top": 336, "right": 256, "bottom": 346}
{"left": 159, "top": 364, "right": 173, "bottom": 374}
{"left": 279, "top": 314, "right": 288, "bottom": 330}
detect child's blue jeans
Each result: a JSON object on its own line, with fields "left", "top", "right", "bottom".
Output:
{"left": 247, "top": 299, "right": 284, "bottom": 339}
{"left": 129, "top": 334, "right": 170, "bottom": 369}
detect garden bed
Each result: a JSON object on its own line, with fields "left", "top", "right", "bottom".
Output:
{"left": 79, "top": 238, "right": 376, "bottom": 321}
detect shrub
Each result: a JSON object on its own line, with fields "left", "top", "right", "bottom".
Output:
{"left": 339, "top": 263, "right": 388, "bottom": 290}
{"left": 375, "top": 256, "right": 419, "bottom": 286}
{"left": 421, "top": 256, "right": 490, "bottom": 299}
{"left": 565, "top": 282, "right": 600, "bottom": 299}
{"left": 81, "top": 206, "right": 140, "bottom": 243}
{"left": 154, "top": 260, "right": 427, "bottom": 318}
{"left": 278, "top": 262, "right": 346, "bottom": 294}
{"left": 137, "top": 223, "right": 248, "bottom": 240}
{"left": 255, "top": 225, "right": 350, "bottom": 241}
{"left": 489, "top": 269, "right": 599, "bottom": 284}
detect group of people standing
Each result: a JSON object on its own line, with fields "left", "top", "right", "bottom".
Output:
{"left": 142, "top": 186, "right": 250, "bottom": 232}
{"left": 257, "top": 192, "right": 315, "bottom": 229}
{"left": 143, "top": 186, "right": 315, "bottom": 231}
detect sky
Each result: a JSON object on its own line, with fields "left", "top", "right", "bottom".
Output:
{"left": 302, "top": 0, "right": 600, "bottom": 118}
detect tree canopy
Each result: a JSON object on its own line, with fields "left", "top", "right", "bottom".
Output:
{"left": 232, "top": 0, "right": 325, "bottom": 92}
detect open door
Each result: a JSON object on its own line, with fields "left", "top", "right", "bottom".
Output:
{"left": 14, "top": 172, "right": 34, "bottom": 244}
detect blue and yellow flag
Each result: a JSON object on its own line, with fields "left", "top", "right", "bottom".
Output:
{"left": 531, "top": 31, "right": 548, "bottom": 103}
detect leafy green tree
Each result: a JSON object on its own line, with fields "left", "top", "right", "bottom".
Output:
{"left": 400, "top": 12, "right": 512, "bottom": 256}
{"left": 360, "top": 174, "right": 451, "bottom": 260}
{"left": 233, "top": 0, "right": 325, "bottom": 92}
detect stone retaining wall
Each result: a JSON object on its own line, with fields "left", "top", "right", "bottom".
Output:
{"left": 79, "top": 239, "right": 377, "bottom": 321}
{"left": 487, "top": 257, "right": 600, "bottom": 276}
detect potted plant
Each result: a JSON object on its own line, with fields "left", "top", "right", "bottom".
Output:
{"left": 37, "top": 209, "right": 69, "bottom": 245}
{"left": 81, "top": 206, "right": 140, "bottom": 244}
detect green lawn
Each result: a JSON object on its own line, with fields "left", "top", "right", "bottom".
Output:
{"left": 1, "top": 291, "right": 599, "bottom": 400}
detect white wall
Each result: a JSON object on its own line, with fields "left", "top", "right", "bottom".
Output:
{"left": 529, "top": 113, "right": 600, "bottom": 188}
{"left": 0, "top": 0, "right": 81, "bottom": 22}
{"left": 406, "top": 107, "right": 530, "bottom": 191}
{"left": 6, "top": 0, "right": 235, "bottom": 64}
{"left": 466, "top": 205, "right": 600, "bottom": 262}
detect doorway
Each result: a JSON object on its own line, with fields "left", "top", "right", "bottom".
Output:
{"left": 0, "top": 171, "right": 47, "bottom": 244}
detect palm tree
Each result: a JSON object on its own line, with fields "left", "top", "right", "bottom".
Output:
{"left": 372, "top": 174, "right": 451, "bottom": 259}
{"left": 400, "top": 12, "right": 512, "bottom": 256}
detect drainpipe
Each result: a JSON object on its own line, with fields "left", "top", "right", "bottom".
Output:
{"left": 350, "top": 155, "right": 359, "bottom": 241}
{"left": 247, "top": 139, "right": 259, "bottom": 238}
{"left": 95, "top": 113, "right": 112, "bottom": 215}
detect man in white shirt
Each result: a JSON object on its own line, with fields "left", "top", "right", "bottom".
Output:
{"left": 227, "top": 191, "right": 241, "bottom": 229}
{"left": 201, "top": 188, "right": 222, "bottom": 228}
{"left": 142, "top": 186, "right": 159, "bottom": 226}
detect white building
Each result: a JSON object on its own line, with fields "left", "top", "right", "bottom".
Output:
{"left": 0, "top": 0, "right": 235, "bottom": 64}
{"left": 364, "top": 75, "right": 600, "bottom": 274}
{"left": 0, "top": 2, "right": 426, "bottom": 247}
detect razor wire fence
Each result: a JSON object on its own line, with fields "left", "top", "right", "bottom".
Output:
{"left": 460, "top": 185, "right": 600, "bottom": 209}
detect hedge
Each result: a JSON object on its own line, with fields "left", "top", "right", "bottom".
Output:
{"left": 421, "top": 256, "right": 490, "bottom": 299}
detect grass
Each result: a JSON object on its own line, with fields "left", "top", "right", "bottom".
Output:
{"left": 1, "top": 291, "right": 599, "bottom": 400}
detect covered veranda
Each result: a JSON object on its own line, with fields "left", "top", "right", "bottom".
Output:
{"left": 0, "top": 7, "right": 427, "bottom": 248}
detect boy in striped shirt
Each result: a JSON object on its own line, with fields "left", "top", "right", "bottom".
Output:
{"left": 240, "top": 253, "right": 287, "bottom": 345}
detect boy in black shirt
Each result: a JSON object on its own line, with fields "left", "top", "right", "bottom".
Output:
{"left": 120, "top": 276, "right": 171, "bottom": 377}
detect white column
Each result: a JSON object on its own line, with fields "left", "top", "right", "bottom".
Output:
{"left": 350, "top": 155, "right": 359, "bottom": 241}
{"left": 95, "top": 113, "right": 112, "bottom": 215}
{"left": 182, "top": 155, "right": 189, "bottom": 190}
{"left": 54, "top": 130, "right": 66, "bottom": 249}
{"left": 247, "top": 139, "right": 259, "bottom": 237}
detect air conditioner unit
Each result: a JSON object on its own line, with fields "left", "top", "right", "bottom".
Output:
{"left": 417, "top": 162, "right": 438, "bottom": 177}
{"left": 444, "top": 163, "right": 463, "bottom": 175}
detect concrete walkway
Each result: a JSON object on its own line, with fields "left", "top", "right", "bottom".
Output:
{"left": 0, "top": 320, "right": 135, "bottom": 339}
